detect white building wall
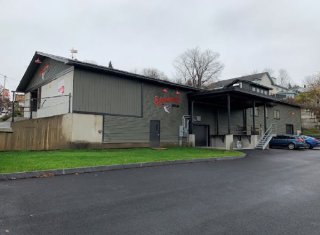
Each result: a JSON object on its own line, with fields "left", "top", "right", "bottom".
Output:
{"left": 37, "top": 70, "right": 74, "bottom": 118}
{"left": 256, "top": 74, "right": 273, "bottom": 88}
{"left": 253, "top": 74, "right": 287, "bottom": 95}
{"left": 61, "top": 113, "right": 103, "bottom": 144}
{"left": 71, "top": 113, "right": 103, "bottom": 143}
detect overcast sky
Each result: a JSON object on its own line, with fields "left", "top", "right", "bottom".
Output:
{"left": 1, "top": 0, "right": 320, "bottom": 92}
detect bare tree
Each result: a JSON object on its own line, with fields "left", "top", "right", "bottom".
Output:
{"left": 305, "top": 72, "right": 320, "bottom": 88}
{"left": 250, "top": 69, "right": 259, "bottom": 75}
{"left": 262, "top": 68, "right": 275, "bottom": 77}
{"left": 141, "top": 68, "right": 169, "bottom": 81}
{"left": 278, "top": 69, "right": 291, "bottom": 88}
{"left": 173, "top": 47, "right": 224, "bottom": 88}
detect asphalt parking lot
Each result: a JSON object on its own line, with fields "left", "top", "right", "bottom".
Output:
{"left": 1, "top": 149, "right": 320, "bottom": 235}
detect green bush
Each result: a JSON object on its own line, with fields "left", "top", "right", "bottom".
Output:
{"left": 0, "top": 114, "right": 11, "bottom": 122}
{"left": 302, "top": 128, "right": 320, "bottom": 138}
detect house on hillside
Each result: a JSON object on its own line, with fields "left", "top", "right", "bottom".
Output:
{"left": 211, "top": 73, "right": 292, "bottom": 96}
{"left": 14, "top": 93, "right": 25, "bottom": 113}
{"left": 3, "top": 51, "right": 302, "bottom": 151}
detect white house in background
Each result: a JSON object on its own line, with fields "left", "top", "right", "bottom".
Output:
{"left": 244, "top": 74, "right": 302, "bottom": 100}
{"left": 212, "top": 72, "right": 294, "bottom": 97}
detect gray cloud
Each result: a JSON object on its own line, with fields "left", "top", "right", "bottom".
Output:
{"left": 1, "top": 0, "right": 320, "bottom": 91}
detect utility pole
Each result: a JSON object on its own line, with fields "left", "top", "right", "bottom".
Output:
{"left": 3, "top": 75, "right": 6, "bottom": 90}
{"left": 11, "top": 91, "right": 15, "bottom": 123}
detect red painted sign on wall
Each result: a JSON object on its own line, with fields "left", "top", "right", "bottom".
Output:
{"left": 39, "top": 64, "right": 49, "bottom": 80}
{"left": 154, "top": 96, "right": 180, "bottom": 106}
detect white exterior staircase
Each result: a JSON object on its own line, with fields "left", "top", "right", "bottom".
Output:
{"left": 255, "top": 124, "right": 276, "bottom": 150}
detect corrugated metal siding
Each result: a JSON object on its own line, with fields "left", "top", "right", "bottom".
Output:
{"left": 193, "top": 102, "right": 301, "bottom": 136}
{"left": 246, "top": 104, "right": 301, "bottom": 134}
{"left": 26, "top": 58, "right": 71, "bottom": 92}
{"left": 103, "top": 83, "right": 188, "bottom": 144}
{"left": 193, "top": 104, "right": 216, "bottom": 134}
{"left": 268, "top": 104, "right": 301, "bottom": 134}
{"left": 193, "top": 105, "right": 243, "bottom": 135}
{"left": 197, "top": 103, "right": 301, "bottom": 135}
{"left": 73, "top": 69, "right": 142, "bottom": 116}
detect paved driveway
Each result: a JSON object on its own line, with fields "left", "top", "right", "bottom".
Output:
{"left": 1, "top": 149, "right": 320, "bottom": 234}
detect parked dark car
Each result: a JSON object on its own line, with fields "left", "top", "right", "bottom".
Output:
{"left": 300, "top": 135, "right": 320, "bottom": 149}
{"left": 269, "top": 135, "right": 307, "bottom": 150}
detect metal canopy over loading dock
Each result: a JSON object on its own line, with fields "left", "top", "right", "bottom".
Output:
{"left": 188, "top": 86, "right": 300, "bottom": 149}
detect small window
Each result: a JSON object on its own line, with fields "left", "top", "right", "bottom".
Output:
{"left": 252, "top": 87, "right": 256, "bottom": 92}
{"left": 273, "top": 110, "right": 280, "bottom": 119}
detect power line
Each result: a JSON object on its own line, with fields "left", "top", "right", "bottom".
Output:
{"left": 0, "top": 73, "right": 20, "bottom": 85}
{"left": 0, "top": 73, "right": 17, "bottom": 79}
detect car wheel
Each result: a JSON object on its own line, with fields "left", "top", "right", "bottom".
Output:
{"left": 307, "top": 144, "right": 313, "bottom": 149}
{"left": 288, "top": 143, "right": 295, "bottom": 150}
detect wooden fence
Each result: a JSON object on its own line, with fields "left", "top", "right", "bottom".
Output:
{"left": 0, "top": 115, "right": 70, "bottom": 151}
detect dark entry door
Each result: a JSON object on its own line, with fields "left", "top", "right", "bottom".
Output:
{"left": 286, "top": 124, "right": 294, "bottom": 135}
{"left": 193, "top": 125, "right": 209, "bottom": 146}
{"left": 150, "top": 120, "right": 160, "bottom": 147}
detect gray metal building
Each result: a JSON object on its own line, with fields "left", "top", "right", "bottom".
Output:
{"left": 15, "top": 52, "right": 302, "bottom": 149}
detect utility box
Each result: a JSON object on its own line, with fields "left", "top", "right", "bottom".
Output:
{"left": 179, "top": 126, "right": 188, "bottom": 137}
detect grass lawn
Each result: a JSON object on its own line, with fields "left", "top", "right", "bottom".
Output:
{"left": 0, "top": 147, "right": 244, "bottom": 174}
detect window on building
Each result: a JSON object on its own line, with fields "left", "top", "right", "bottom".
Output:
{"left": 273, "top": 110, "right": 280, "bottom": 119}
{"left": 286, "top": 124, "right": 294, "bottom": 135}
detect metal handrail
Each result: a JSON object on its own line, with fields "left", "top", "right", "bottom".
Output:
{"left": 256, "top": 123, "right": 276, "bottom": 148}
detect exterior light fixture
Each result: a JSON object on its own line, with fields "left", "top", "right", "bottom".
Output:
{"left": 35, "top": 57, "right": 42, "bottom": 64}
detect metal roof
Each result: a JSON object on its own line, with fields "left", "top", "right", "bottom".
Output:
{"left": 16, "top": 52, "right": 298, "bottom": 109}
{"left": 210, "top": 73, "right": 268, "bottom": 88}
{"left": 16, "top": 51, "right": 199, "bottom": 92}
{"left": 210, "top": 72, "right": 288, "bottom": 91}
{"left": 227, "top": 79, "right": 272, "bottom": 90}
{"left": 189, "top": 86, "right": 300, "bottom": 108}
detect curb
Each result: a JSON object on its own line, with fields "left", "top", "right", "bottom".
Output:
{"left": 0, "top": 154, "right": 246, "bottom": 181}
